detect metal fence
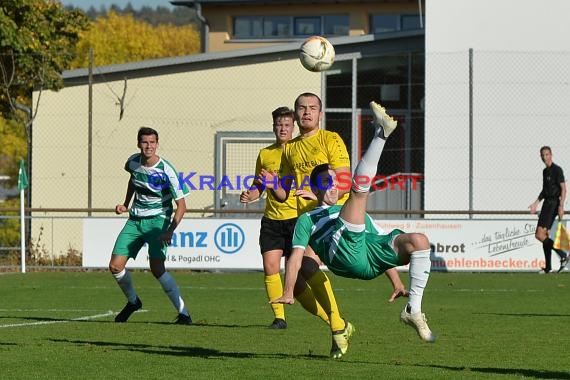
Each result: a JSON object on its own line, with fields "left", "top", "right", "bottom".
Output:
{"left": 3, "top": 49, "right": 570, "bottom": 259}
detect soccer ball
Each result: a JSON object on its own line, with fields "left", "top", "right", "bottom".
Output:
{"left": 299, "top": 36, "right": 335, "bottom": 72}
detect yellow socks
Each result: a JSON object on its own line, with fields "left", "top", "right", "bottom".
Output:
{"left": 265, "top": 273, "right": 285, "bottom": 320}
{"left": 306, "top": 271, "right": 344, "bottom": 331}
{"left": 295, "top": 285, "right": 330, "bottom": 325}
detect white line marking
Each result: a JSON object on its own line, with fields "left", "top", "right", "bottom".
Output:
{"left": 0, "top": 310, "right": 115, "bottom": 328}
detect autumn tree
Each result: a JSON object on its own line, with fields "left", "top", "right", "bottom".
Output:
{"left": 70, "top": 10, "right": 200, "bottom": 68}
{"left": 0, "top": 0, "right": 90, "bottom": 135}
{"left": 0, "top": 116, "right": 26, "bottom": 187}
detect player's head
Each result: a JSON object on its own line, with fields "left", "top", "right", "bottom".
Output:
{"left": 540, "top": 146, "right": 552, "bottom": 165}
{"left": 310, "top": 163, "right": 338, "bottom": 206}
{"left": 137, "top": 127, "right": 159, "bottom": 143}
{"left": 137, "top": 127, "right": 159, "bottom": 158}
{"left": 271, "top": 106, "right": 295, "bottom": 144}
{"left": 294, "top": 92, "right": 323, "bottom": 132}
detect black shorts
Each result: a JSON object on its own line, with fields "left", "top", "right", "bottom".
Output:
{"left": 259, "top": 216, "right": 298, "bottom": 257}
{"left": 538, "top": 199, "right": 559, "bottom": 229}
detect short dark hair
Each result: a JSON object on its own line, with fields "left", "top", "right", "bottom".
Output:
{"left": 310, "top": 163, "right": 331, "bottom": 190}
{"left": 294, "top": 92, "right": 322, "bottom": 111}
{"left": 272, "top": 106, "right": 295, "bottom": 123}
{"left": 540, "top": 146, "right": 551, "bottom": 154}
{"left": 137, "top": 127, "right": 159, "bottom": 142}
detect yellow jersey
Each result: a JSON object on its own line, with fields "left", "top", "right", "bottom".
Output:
{"left": 281, "top": 129, "right": 351, "bottom": 215}
{"left": 255, "top": 143, "right": 298, "bottom": 220}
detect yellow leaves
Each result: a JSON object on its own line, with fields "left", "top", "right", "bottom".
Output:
{"left": 0, "top": 116, "right": 27, "bottom": 186}
{"left": 70, "top": 11, "right": 200, "bottom": 69}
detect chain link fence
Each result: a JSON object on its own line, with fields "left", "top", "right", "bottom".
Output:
{"left": 2, "top": 48, "right": 570, "bottom": 261}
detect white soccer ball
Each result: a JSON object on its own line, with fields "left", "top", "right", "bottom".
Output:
{"left": 299, "top": 36, "right": 335, "bottom": 72}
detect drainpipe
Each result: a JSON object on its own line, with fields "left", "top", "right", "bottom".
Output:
{"left": 194, "top": 3, "right": 209, "bottom": 53}
{"left": 172, "top": 1, "right": 209, "bottom": 53}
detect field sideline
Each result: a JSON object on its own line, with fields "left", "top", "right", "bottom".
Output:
{"left": 1, "top": 271, "right": 569, "bottom": 379}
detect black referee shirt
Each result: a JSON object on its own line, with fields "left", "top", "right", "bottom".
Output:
{"left": 539, "top": 163, "right": 565, "bottom": 200}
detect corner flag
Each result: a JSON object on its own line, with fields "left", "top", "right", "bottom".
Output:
{"left": 18, "top": 159, "right": 28, "bottom": 190}
{"left": 18, "top": 159, "right": 28, "bottom": 273}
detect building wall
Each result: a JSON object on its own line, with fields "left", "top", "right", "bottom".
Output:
{"left": 202, "top": 2, "right": 421, "bottom": 52}
{"left": 31, "top": 57, "right": 321, "bottom": 253}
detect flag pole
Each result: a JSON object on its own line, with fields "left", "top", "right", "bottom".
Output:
{"left": 20, "top": 186, "right": 26, "bottom": 273}
{"left": 18, "top": 159, "right": 29, "bottom": 274}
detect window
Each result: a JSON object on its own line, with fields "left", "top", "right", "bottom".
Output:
{"left": 370, "top": 14, "right": 399, "bottom": 33}
{"left": 233, "top": 15, "right": 348, "bottom": 39}
{"left": 402, "top": 15, "right": 422, "bottom": 30}
{"left": 324, "top": 15, "right": 349, "bottom": 36}
{"left": 294, "top": 17, "right": 320, "bottom": 36}
{"left": 264, "top": 16, "right": 291, "bottom": 37}
{"left": 370, "top": 14, "right": 423, "bottom": 34}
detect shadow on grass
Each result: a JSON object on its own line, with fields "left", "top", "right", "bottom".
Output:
{"left": 46, "top": 338, "right": 570, "bottom": 378}
{"left": 421, "top": 364, "right": 570, "bottom": 379}
{"left": 48, "top": 338, "right": 329, "bottom": 360}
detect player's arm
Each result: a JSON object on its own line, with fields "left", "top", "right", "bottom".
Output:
{"left": 260, "top": 168, "right": 292, "bottom": 202}
{"left": 270, "top": 215, "right": 311, "bottom": 304}
{"left": 269, "top": 150, "right": 293, "bottom": 202}
{"left": 160, "top": 197, "right": 186, "bottom": 245}
{"left": 115, "top": 179, "right": 135, "bottom": 214}
{"left": 529, "top": 189, "right": 544, "bottom": 214}
{"left": 241, "top": 153, "right": 266, "bottom": 203}
{"left": 385, "top": 268, "right": 409, "bottom": 302}
{"left": 270, "top": 246, "right": 304, "bottom": 304}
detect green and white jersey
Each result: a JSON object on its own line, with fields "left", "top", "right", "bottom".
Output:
{"left": 292, "top": 204, "right": 402, "bottom": 279}
{"left": 125, "top": 153, "right": 190, "bottom": 218}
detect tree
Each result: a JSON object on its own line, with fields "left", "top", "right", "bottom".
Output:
{"left": 0, "top": 0, "right": 90, "bottom": 137}
{"left": 70, "top": 10, "right": 200, "bottom": 68}
{"left": 0, "top": 116, "right": 26, "bottom": 187}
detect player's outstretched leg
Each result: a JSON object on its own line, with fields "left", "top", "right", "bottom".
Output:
{"left": 370, "top": 101, "right": 398, "bottom": 139}
{"left": 350, "top": 102, "right": 398, "bottom": 194}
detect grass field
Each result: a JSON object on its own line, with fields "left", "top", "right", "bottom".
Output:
{"left": 1, "top": 271, "right": 569, "bottom": 379}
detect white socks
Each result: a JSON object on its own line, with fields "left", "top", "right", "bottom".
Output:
{"left": 158, "top": 272, "right": 189, "bottom": 316}
{"left": 351, "top": 135, "right": 386, "bottom": 193}
{"left": 407, "top": 249, "right": 431, "bottom": 314}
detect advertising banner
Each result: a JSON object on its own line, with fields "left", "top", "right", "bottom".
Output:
{"left": 83, "top": 218, "right": 263, "bottom": 269}
{"left": 83, "top": 218, "right": 553, "bottom": 272}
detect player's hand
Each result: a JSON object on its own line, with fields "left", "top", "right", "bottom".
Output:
{"left": 388, "top": 286, "right": 409, "bottom": 303}
{"left": 259, "top": 168, "right": 277, "bottom": 189}
{"left": 115, "top": 204, "right": 127, "bottom": 214}
{"left": 240, "top": 190, "right": 251, "bottom": 203}
{"left": 294, "top": 189, "right": 317, "bottom": 200}
{"left": 269, "top": 295, "right": 295, "bottom": 305}
{"left": 159, "top": 231, "right": 174, "bottom": 246}
{"left": 558, "top": 206, "right": 564, "bottom": 220}
{"left": 529, "top": 202, "right": 538, "bottom": 214}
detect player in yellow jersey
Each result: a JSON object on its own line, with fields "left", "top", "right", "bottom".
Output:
{"left": 271, "top": 93, "right": 353, "bottom": 359}
{"left": 240, "top": 107, "right": 330, "bottom": 329}
{"left": 281, "top": 92, "right": 351, "bottom": 215}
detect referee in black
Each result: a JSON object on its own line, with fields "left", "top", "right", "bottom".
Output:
{"left": 529, "top": 146, "right": 569, "bottom": 273}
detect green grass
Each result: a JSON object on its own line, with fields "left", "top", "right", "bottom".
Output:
{"left": 0, "top": 271, "right": 569, "bottom": 379}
